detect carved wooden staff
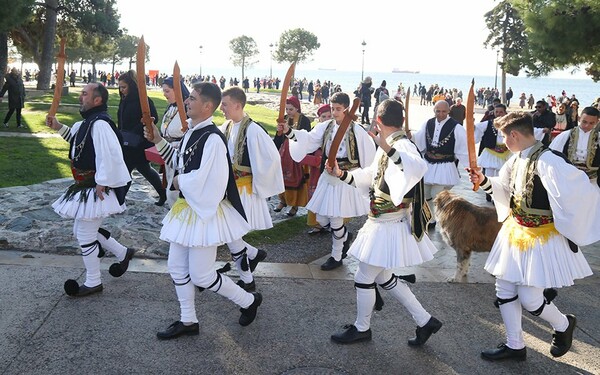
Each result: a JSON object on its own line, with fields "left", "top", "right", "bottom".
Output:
{"left": 276, "top": 62, "right": 296, "bottom": 134}
{"left": 327, "top": 98, "right": 360, "bottom": 168}
{"left": 48, "top": 37, "right": 67, "bottom": 117}
{"left": 136, "top": 36, "right": 155, "bottom": 134}
{"left": 172, "top": 61, "right": 188, "bottom": 132}
{"left": 465, "top": 79, "right": 480, "bottom": 191}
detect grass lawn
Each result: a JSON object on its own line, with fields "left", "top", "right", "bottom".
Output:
{"left": 0, "top": 87, "right": 280, "bottom": 187}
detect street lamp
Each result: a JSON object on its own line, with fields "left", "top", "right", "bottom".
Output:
{"left": 269, "top": 43, "right": 273, "bottom": 79}
{"left": 199, "top": 45, "right": 203, "bottom": 79}
{"left": 361, "top": 40, "right": 366, "bottom": 82}
{"left": 494, "top": 50, "right": 499, "bottom": 90}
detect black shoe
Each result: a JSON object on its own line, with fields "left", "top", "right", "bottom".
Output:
{"left": 64, "top": 279, "right": 103, "bottom": 297}
{"left": 307, "top": 227, "right": 327, "bottom": 235}
{"left": 550, "top": 314, "right": 576, "bottom": 357}
{"left": 408, "top": 316, "right": 442, "bottom": 346}
{"left": 156, "top": 321, "right": 199, "bottom": 340}
{"left": 481, "top": 343, "right": 527, "bottom": 361}
{"left": 237, "top": 279, "right": 256, "bottom": 292}
{"left": 331, "top": 324, "right": 372, "bottom": 344}
{"left": 239, "top": 292, "right": 262, "bottom": 326}
{"left": 109, "top": 248, "right": 135, "bottom": 277}
{"left": 341, "top": 232, "right": 353, "bottom": 259}
{"left": 248, "top": 249, "right": 267, "bottom": 272}
{"left": 155, "top": 194, "right": 167, "bottom": 206}
{"left": 320, "top": 256, "right": 343, "bottom": 271}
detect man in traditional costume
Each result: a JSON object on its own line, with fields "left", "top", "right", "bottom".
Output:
{"left": 468, "top": 112, "right": 600, "bottom": 361}
{"left": 412, "top": 100, "right": 468, "bottom": 228}
{"left": 327, "top": 99, "right": 442, "bottom": 346}
{"left": 46, "top": 83, "right": 134, "bottom": 297}
{"left": 219, "top": 86, "right": 284, "bottom": 291}
{"left": 474, "top": 104, "right": 511, "bottom": 202}
{"left": 278, "top": 92, "right": 376, "bottom": 271}
{"left": 146, "top": 82, "right": 262, "bottom": 340}
{"left": 550, "top": 106, "right": 600, "bottom": 190}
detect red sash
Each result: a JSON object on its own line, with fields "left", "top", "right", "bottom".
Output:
{"left": 279, "top": 139, "right": 304, "bottom": 188}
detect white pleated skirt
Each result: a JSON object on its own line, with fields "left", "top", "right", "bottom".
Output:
{"left": 52, "top": 188, "right": 126, "bottom": 220}
{"left": 306, "top": 172, "right": 370, "bottom": 218}
{"left": 349, "top": 210, "right": 438, "bottom": 269}
{"left": 478, "top": 149, "right": 509, "bottom": 171}
{"left": 239, "top": 188, "right": 273, "bottom": 231}
{"left": 423, "top": 162, "right": 460, "bottom": 186}
{"left": 485, "top": 224, "right": 593, "bottom": 288}
{"left": 160, "top": 199, "right": 251, "bottom": 247}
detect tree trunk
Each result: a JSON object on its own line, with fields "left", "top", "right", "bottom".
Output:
{"left": 36, "top": 0, "right": 58, "bottom": 90}
{"left": 91, "top": 61, "right": 97, "bottom": 82}
{"left": 501, "top": 69, "right": 507, "bottom": 105}
{"left": 0, "top": 32, "right": 7, "bottom": 86}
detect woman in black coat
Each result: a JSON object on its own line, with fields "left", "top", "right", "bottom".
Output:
{"left": 117, "top": 70, "right": 167, "bottom": 206}
{"left": 1, "top": 68, "right": 26, "bottom": 128}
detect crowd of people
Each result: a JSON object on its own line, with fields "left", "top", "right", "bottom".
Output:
{"left": 33, "top": 67, "right": 600, "bottom": 366}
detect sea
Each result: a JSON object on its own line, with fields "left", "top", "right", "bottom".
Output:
{"left": 201, "top": 67, "right": 600, "bottom": 108}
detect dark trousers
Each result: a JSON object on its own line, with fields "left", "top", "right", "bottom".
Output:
{"left": 4, "top": 107, "right": 22, "bottom": 126}
{"left": 361, "top": 105, "right": 370, "bottom": 124}
{"left": 125, "top": 160, "right": 166, "bottom": 198}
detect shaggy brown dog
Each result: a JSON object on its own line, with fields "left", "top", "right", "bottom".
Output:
{"left": 434, "top": 190, "right": 502, "bottom": 282}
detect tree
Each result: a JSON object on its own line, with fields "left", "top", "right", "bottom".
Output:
{"left": 483, "top": 0, "right": 530, "bottom": 103}
{"left": 0, "top": 0, "right": 35, "bottom": 85}
{"left": 229, "top": 35, "right": 259, "bottom": 84}
{"left": 10, "top": 0, "right": 121, "bottom": 90}
{"left": 274, "top": 28, "right": 320, "bottom": 66}
{"left": 511, "top": 0, "right": 600, "bottom": 81}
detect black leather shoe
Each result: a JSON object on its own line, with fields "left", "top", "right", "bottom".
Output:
{"left": 156, "top": 321, "right": 199, "bottom": 340}
{"left": 109, "top": 248, "right": 135, "bottom": 277}
{"left": 408, "top": 316, "right": 442, "bottom": 346}
{"left": 341, "top": 232, "right": 353, "bottom": 259}
{"left": 237, "top": 279, "right": 256, "bottom": 292}
{"left": 248, "top": 249, "right": 267, "bottom": 272}
{"left": 320, "top": 256, "right": 343, "bottom": 271}
{"left": 239, "top": 292, "right": 262, "bottom": 326}
{"left": 331, "top": 324, "right": 372, "bottom": 344}
{"left": 481, "top": 343, "right": 527, "bottom": 361}
{"left": 64, "top": 280, "right": 103, "bottom": 297}
{"left": 550, "top": 314, "right": 576, "bottom": 357}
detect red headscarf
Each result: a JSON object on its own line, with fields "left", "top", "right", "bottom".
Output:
{"left": 317, "top": 104, "right": 331, "bottom": 117}
{"left": 286, "top": 96, "right": 301, "bottom": 112}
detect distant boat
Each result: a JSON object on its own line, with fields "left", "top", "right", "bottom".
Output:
{"left": 318, "top": 68, "right": 336, "bottom": 71}
{"left": 392, "top": 68, "right": 419, "bottom": 74}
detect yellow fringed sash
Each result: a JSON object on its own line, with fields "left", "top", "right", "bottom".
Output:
{"left": 168, "top": 198, "right": 196, "bottom": 224}
{"left": 486, "top": 144, "right": 511, "bottom": 160}
{"left": 235, "top": 175, "right": 253, "bottom": 195}
{"left": 504, "top": 215, "right": 559, "bottom": 251}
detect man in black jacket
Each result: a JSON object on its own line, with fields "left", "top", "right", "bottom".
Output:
{"left": 532, "top": 100, "right": 556, "bottom": 145}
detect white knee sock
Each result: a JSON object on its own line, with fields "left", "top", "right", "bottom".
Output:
{"left": 97, "top": 234, "right": 127, "bottom": 260}
{"left": 227, "top": 239, "right": 253, "bottom": 284}
{"left": 499, "top": 301, "right": 525, "bottom": 350}
{"left": 175, "top": 282, "right": 198, "bottom": 323}
{"left": 80, "top": 242, "right": 102, "bottom": 287}
{"left": 538, "top": 302, "right": 569, "bottom": 332}
{"left": 354, "top": 287, "right": 375, "bottom": 332}
{"left": 210, "top": 274, "right": 254, "bottom": 308}
{"left": 387, "top": 282, "right": 430, "bottom": 327}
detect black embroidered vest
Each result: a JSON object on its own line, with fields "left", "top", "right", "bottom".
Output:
{"left": 178, "top": 124, "right": 247, "bottom": 221}
{"left": 478, "top": 120, "right": 498, "bottom": 155}
{"left": 70, "top": 112, "right": 121, "bottom": 171}
{"left": 424, "top": 117, "right": 458, "bottom": 163}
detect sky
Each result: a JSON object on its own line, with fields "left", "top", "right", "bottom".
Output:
{"left": 116, "top": 0, "right": 506, "bottom": 77}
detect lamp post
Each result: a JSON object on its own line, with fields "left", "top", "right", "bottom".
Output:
{"left": 361, "top": 40, "right": 366, "bottom": 82}
{"left": 199, "top": 45, "right": 203, "bottom": 79}
{"left": 494, "top": 50, "right": 499, "bottom": 90}
{"left": 269, "top": 43, "right": 273, "bottom": 79}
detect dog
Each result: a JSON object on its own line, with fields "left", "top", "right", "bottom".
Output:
{"left": 433, "top": 190, "right": 502, "bottom": 282}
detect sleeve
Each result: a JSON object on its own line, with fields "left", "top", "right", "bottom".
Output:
{"left": 384, "top": 140, "right": 427, "bottom": 205}
{"left": 538, "top": 152, "right": 600, "bottom": 245}
{"left": 488, "top": 155, "right": 515, "bottom": 222}
{"left": 412, "top": 121, "right": 428, "bottom": 153}
{"left": 474, "top": 121, "right": 488, "bottom": 144}
{"left": 92, "top": 120, "right": 131, "bottom": 188}
{"left": 247, "top": 123, "right": 285, "bottom": 198}
{"left": 178, "top": 134, "right": 229, "bottom": 221}
{"left": 533, "top": 127, "right": 546, "bottom": 141}
{"left": 453, "top": 124, "right": 469, "bottom": 168}
{"left": 354, "top": 123, "right": 377, "bottom": 168}
{"left": 548, "top": 130, "right": 569, "bottom": 152}
{"left": 288, "top": 121, "right": 328, "bottom": 162}
{"left": 149, "top": 99, "right": 159, "bottom": 124}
